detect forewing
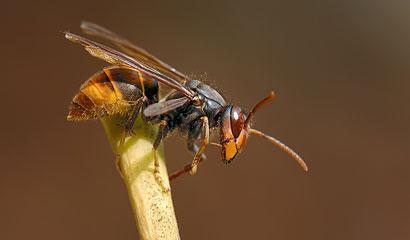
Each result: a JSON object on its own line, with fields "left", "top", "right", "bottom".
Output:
{"left": 143, "top": 97, "right": 189, "bottom": 117}
{"left": 81, "top": 21, "right": 188, "bottom": 82}
{"left": 65, "top": 32, "right": 195, "bottom": 100}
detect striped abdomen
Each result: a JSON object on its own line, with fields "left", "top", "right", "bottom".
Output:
{"left": 67, "top": 66, "right": 158, "bottom": 121}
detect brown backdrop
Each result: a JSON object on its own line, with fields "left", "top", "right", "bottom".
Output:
{"left": 2, "top": 0, "right": 410, "bottom": 239}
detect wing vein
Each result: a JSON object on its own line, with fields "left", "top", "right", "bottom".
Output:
{"left": 81, "top": 21, "right": 188, "bottom": 80}
{"left": 65, "top": 32, "right": 195, "bottom": 100}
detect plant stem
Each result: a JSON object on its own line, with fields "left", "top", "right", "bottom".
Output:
{"left": 101, "top": 117, "right": 180, "bottom": 240}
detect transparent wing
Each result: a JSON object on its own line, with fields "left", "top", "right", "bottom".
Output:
{"left": 143, "top": 97, "right": 189, "bottom": 117}
{"left": 81, "top": 21, "right": 188, "bottom": 82}
{"left": 65, "top": 32, "right": 195, "bottom": 100}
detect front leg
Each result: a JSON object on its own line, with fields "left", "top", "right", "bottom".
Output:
{"left": 168, "top": 142, "right": 206, "bottom": 181}
{"left": 169, "top": 116, "right": 209, "bottom": 180}
{"left": 187, "top": 142, "right": 207, "bottom": 161}
{"left": 190, "top": 116, "right": 209, "bottom": 175}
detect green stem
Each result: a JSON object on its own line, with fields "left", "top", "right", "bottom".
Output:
{"left": 101, "top": 117, "right": 180, "bottom": 240}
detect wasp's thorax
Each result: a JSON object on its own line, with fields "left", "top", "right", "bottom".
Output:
{"left": 220, "top": 105, "right": 249, "bottom": 163}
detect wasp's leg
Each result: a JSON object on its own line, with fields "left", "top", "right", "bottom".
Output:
{"left": 188, "top": 142, "right": 207, "bottom": 160}
{"left": 189, "top": 116, "right": 209, "bottom": 175}
{"left": 115, "top": 98, "right": 145, "bottom": 178}
{"left": 169, "top": 116, "right": 209, "bottom": 179}
{"left": 169, "top": 143, "right": 207, "bottom": 181}
{"left": 123, "top": 69, "right": 151, "bottom": 135}
{"left": 152, "top": 120, "right": 170, "bottom": 192}
{"left": 124, "top": 97, "right": 146, "bottom": 133}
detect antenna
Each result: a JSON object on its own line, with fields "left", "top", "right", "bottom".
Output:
{"left": 249, "top": 128, "right": 308, "bottom": 171}
{"left": 244, "top": 91, "right": 276, "bottom": 128}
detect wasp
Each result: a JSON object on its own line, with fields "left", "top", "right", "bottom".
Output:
{"left": 66, "top": 22, "right": 308, "bottom": 192}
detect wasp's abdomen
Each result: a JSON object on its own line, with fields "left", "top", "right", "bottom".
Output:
{"left": 67, "top": 66, "right": 158, "bottom": 121}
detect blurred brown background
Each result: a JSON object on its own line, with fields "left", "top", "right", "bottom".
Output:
{"left": 1, "top": 0, "right": 409, "bottom": 239}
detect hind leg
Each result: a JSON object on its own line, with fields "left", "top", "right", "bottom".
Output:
{"left": 116, "top": 98, "right": 145, "bottom": 177}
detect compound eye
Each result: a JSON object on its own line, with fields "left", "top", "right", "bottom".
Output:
{"left": 230, "top": 106, "right": 246, "bottom": 138}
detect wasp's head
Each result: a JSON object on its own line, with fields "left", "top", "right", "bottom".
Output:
{"left": 220, "top": 105, "right": 249, "bottom": 163}
{"left": 218, "top": 91, "right": 308, "bottom": 171}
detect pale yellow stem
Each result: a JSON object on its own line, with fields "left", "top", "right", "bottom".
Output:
{"left": 101, "top": 117, "right": 180, "bottom": 240}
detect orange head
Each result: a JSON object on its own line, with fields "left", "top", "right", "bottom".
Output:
{"left": 218, "top": 91, "right": 308, "bottom": 171}
{"left": 220, "top": 105, "right": 249, "bottom": 163}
